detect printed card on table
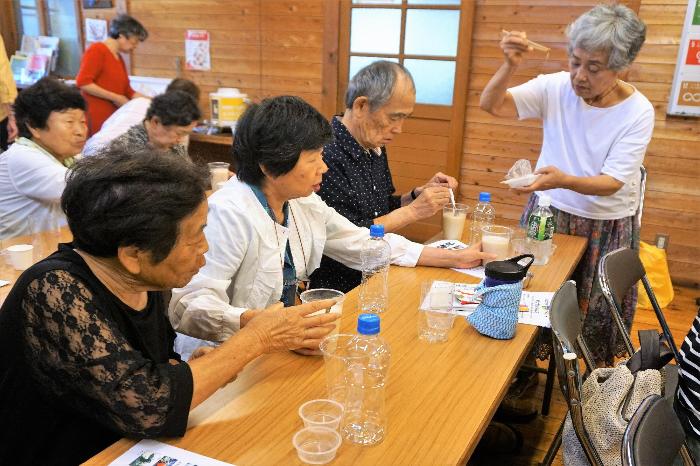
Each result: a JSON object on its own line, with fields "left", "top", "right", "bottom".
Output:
{"left": 110, "top": 439, "right": 233, "bottom": 466}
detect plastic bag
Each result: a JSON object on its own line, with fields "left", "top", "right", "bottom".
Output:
{"left": 637, "top": 241, "right": 674, "bottom": 309}
{"left": 501, "top": 159, "right": 541, "bottom": 188}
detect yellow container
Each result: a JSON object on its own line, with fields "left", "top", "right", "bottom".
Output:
{"left": 210, "top": 88, "right": 247, "bottom": 127}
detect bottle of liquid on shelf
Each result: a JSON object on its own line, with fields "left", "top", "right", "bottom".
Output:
{"left": 526, "top": 193, "right": 554, "bottom": 265}
{"left": 468, "top": 192, "right": 496, "bottom": 246}
{"left": 341, "top": 313, "right": 391, "bottom": 446}
{"left": 359, "top": 224, "right": 391, "bottom": 313}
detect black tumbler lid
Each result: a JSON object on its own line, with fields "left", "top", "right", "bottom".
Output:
{"left": 484, "top": 254, "right": 535, "bottom": 281}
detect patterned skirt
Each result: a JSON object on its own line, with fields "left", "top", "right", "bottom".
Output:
{"left": 520, "top": 193, "right": 640, "bottom": 366}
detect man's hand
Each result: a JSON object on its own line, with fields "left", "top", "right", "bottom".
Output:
{"left": 408, "top": 186, "right": 451, "bottom": 220}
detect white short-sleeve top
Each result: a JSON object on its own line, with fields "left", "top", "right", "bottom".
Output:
{"left": 508, "top": 71, "right": 655, "bottom": 220}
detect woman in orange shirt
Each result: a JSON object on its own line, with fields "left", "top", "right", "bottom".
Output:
{"left": 76, "top": 15, "right": 148, "bottom": 135}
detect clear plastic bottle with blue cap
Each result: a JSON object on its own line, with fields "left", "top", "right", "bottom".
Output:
{"left": 469, "top": 191, "right": 496, "bottom": 246}
{"left": 341, "top": 314, "right": 391, "bottom": 446}
{"left": 359, "top": 224, "right": 391, "bottom": 313}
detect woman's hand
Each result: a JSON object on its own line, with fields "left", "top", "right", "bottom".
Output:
{"left": 451, "top": 242, "right": 497, "bottom": 268}
{"left": 514, "top": 165, "right": 568, "bottom": 193}
{"left": 112, "top": 94, "right": 130, "bottom": 107}
{"left": 501, "top": 30, "right": 531, "bottom": 68}
{"left": 190, "top": 346, "right": 216, "bottom": 360}
{"left": 244, "top": 300, "right": 339, "bottom": 353}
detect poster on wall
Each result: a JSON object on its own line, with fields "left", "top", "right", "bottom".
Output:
{"left": 668, "top": 0, "right": 700, "bottom": 116}
{"left": 85, "top": 18, "right": 108, "bottom": 44}
{"left": 185, "top": 30, "right": 210, "bottom": 71}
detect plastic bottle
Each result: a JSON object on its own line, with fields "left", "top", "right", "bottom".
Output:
{"left": 359, "top": 224, "right": 391, "bottom": 314}
{"left": 526, "top": 193, "right": 554, "bottom": 265}
{"left": 341, "top": 314, "right": 391, "bottom": 446}
{"left": 469, "top": 192, "right": 496, "bottom": 246}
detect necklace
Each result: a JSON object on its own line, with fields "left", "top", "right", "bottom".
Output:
{"left": 584, "top": 80, "right": 620, "bottom": 107}
{"left": 270, "top": 204, "right": 308, "bottom": 283}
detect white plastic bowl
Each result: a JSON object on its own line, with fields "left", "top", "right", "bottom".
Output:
{"left": 501, "top": 173, "right": 541, "bottom": 188}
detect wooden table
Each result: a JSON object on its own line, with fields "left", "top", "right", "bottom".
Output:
{"left": 84, "top": 232, "right": 586, "bottom": 465}
{"left": 0, "top": 227, "right": 73, "bottom": 305}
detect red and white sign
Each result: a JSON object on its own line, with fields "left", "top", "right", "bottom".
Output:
{"left": 185, "top": 30, "right": 210, "bottom": 71}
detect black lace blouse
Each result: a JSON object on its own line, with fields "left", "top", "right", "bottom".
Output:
{"left": 0, "top": 244, "right": 193, "bottom": 465}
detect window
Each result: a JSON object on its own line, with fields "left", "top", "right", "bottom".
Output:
{"left": 347, "top": 1, "right": 461, "bottom": 106}
{"left": 13, "top": 0, "right": 83, "bottom": 77}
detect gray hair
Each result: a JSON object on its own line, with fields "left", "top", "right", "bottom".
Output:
{"left": 344, "top": 60, "right": 415, "bottom": 110}
{"left": 109, "top": 14, "right": 148, "bottom": 41}
{"left": 566, "top": 4, "right": 646, "bottom": 71}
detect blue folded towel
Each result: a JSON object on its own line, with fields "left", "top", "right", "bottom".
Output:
{"left": 467, "top": 281, "right": 523, "bottom": 340}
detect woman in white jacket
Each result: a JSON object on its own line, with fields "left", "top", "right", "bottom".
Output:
{"left": 170, "top": 96, "right": 492, "bottom": 353}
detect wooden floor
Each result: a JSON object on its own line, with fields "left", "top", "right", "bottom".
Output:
{"left": 468, "top": 285, "right": 700, "bottom": 466}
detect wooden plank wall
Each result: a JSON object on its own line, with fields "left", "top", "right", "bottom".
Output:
{"left": 126, "top": 0, "right": 326, "bottom": 118}
{"left": 462, "top": 0, "right": 699, "bottom": 287}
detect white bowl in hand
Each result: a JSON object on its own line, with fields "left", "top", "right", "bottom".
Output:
{"left": 501, "top": 173, "right": 541, "bottom": 188}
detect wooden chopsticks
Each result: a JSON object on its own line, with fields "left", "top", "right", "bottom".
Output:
{"left": 501, "top": 30, "right": 551, "bottom": 58}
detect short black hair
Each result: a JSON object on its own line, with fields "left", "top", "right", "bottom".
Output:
{"left": 145, "top": 91, "right": 201, "bottom": 127}
{"left": 13, "top": 77, "right": 86, "bottom": 139}
{"left": 165, "top": 78, "right": 201, "bottom": 102}
{"left": 232, "top": 96, "right": 332, "bottom": 185}
{"left": 62, "top": 147, "right": 208, "bottom": 263}
{"left": 109, "top": 14, "right": 148, "bottom": 41}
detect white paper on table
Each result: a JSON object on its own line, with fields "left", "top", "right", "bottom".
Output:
{"left": 0, "top": 280, "right": 9, "bottom": 287}
{"left": 427, "top": 240, "right": 486, "bottom": 279}
{"left": 109, "top": 439, "right": 234, "bottom": 466}
{"left": 427, "top": 280, "right": 554, "bottom": 327}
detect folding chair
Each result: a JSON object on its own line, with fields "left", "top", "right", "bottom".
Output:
{"left": 541, "top": 280, "right": 598, "bottom": 466}
{"left": 599, "top": 247, "right": 681, "bottom": 362}
{"left": 622, "top": 394, "right": 690, "bottom": 466}
{"left": 599, "top": 247, "right": 697, "bottom": 464}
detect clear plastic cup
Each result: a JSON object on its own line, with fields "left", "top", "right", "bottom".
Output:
{"left": 292, "top": 426, "right": 341, "bottom": 464}
{"left": 442, "top": 203, "right": 469, "bottom": 240}
{"left": 481, "top": 225, "right": 513, "bottom": 263}
{"left": 300, "top": 288, "right": 344, "bottom": 335}
{"left": 298, "top": 399, "right": 344, "bottom": 430}
{"left": 208, "top": 162, "right": 229, "bottom": 191}
{"left": 418, "top": 281, "right": 456, "bottom": 343}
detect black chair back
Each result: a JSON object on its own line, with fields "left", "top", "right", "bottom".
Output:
{"left": 599, "top": 247, "right": 681, "bottom": 361}
{"left": 550, "top": 280, "right": 602, "bottom": 466}
{"left": 622, "top": 394, "right": 686, "bottom": 466}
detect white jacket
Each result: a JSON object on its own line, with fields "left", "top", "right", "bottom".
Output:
{"left": 169, "top": 177, "right": 424, "bottom": 341}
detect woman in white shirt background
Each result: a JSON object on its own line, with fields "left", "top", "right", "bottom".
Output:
{"left": 169, "top": 95, "right": 493, "bottom": 354}
{"left": 0, "top": 78, "right": 87, "bottom": 238}
{"left": 480, "top": 4, "right": 654, "bottom": 365}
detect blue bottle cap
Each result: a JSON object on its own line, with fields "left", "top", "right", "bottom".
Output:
{"left": 357, "top": 313, "right": 380, "bottom": 335}
{"left": 478, "top": 192, "right": 491, "bottom": 202}
{"left": 369, "top": 224, "right": 385, "bottom": 238}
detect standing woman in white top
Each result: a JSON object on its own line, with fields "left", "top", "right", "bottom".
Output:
{"left": 480, "top": 4, "right": 654, "bottom": 365}
{"left": 0, "top": 78, "right": 87, "bottom": 238}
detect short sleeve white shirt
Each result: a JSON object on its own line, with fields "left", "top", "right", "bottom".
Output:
{"left": 508, "top": 71, "right": 655, "bottom": 220}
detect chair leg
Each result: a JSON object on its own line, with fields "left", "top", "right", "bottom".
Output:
{"left": 541, "top": 418, "right": 564, "bottom": 466}
{"left": 541, "top": 355, "right": 556, "bottom": 416}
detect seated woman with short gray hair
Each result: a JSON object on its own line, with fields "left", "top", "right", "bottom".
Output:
{"left": 0, "top": 148, "right": 337, "bottom": 464}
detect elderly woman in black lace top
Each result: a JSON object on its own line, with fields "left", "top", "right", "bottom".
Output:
{"left": 0, "top": 148, "right": 337, "bottom": 464}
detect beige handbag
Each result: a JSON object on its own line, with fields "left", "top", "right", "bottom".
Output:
{"left": 563, "top": 330, "right": 672, "bottom": 466}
